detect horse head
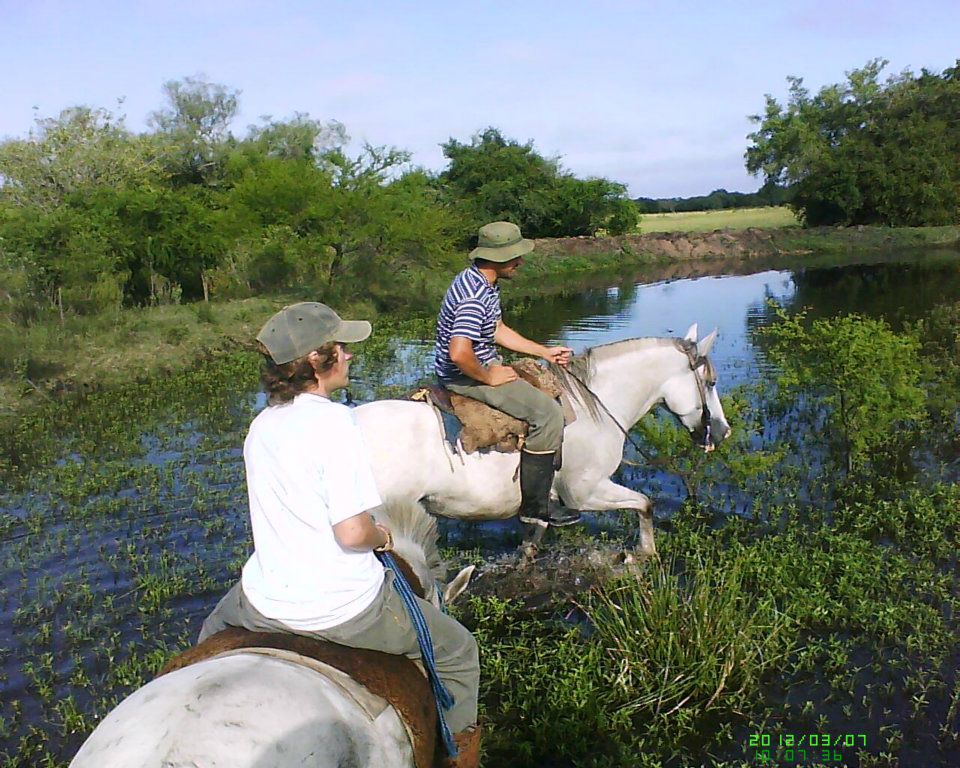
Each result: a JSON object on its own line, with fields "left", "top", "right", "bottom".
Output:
{"left": 376, "top": 499, "right": 475, "bottom": 607}
{"left": 660, "top": 323, "right": 731, "bottom": 451}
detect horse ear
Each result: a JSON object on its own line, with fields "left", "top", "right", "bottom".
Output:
{"left": 442, "top": 565, "right": 475, "bottom": 606}
{"left": 684, "top": 323, "right": 699, "bottom": 342}
{"left": 697, "top": 329, "right": 718, "bottom": 358}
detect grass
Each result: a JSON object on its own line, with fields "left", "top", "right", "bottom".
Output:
{"left": 636, "top": 206, "right": 800, "bottom": 233}
{"left": 0, "top": 292, "right": 413, "bottom": 454}
{"left": 458, "top": 488, "right": 960, "bottom": 766}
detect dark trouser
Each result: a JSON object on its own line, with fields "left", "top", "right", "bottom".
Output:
{"left": 443, "top": 375, "right": 564, "bottom": 453}
{"left": 199, "top": 572, "right": 479, "bottom": 734}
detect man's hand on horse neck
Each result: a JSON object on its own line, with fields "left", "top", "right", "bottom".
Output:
{"left": 494, "top": 322, "right": 573, "bottom": 367}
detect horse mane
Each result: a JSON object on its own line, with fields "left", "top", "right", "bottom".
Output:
{"left": 549, "top": 337, "right": 682, "bottom": 421}
{"left": 376, "top": 499, "right": 444, "bottom": 583}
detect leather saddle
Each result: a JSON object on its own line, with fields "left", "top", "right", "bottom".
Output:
{"left": 161, "top": 627, "right": 438, "bottom": 768}
{"left": 410, "top": 358, "right": 576, "bottom": 454}
{"left": 163, "top": 554, "right": 438, "bottom": 768}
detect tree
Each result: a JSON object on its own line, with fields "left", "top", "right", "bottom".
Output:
{"left": 760, "top": 308, "right": 926, "bottom": 475}
{"left": 439, "top": 127, "right": 635, "bottom": 237}
{"left": 746, "top": 60, "right": 960, "bottom": 226}
{"left": 0, "top": 105, "right": 164, "bottom": 314}
{"left": 0, "top": 105, "right": 158, "bottom": 212}
{"left": 212, "top": 144, "right": 462, "bottom": 304}
{"left": 246, "top": 113, "right": 347, "bottom": 163}
{"left": 148, "top": 76, "right": 240, "bottom": 184}
{"left": 315, "top": 146, "right": 462, "bottom": 293}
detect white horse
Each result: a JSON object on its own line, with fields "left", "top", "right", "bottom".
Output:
{"left": 356, "top": 325, "right": 731, "bottom": 556}
{"left": 70, "top": 500, "right": 475, "bottom": 768}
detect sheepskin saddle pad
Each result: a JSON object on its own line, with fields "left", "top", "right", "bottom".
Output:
{"left": 410, "top": 358, "right": 576, "bottom": 453}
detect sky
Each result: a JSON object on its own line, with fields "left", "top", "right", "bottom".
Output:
{"left": 2, "top": 1, "right": 958, "bottom": 198}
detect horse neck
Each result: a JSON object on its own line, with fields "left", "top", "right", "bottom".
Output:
{"left": 588, "top": 343, "right": 685, "bottom": 428}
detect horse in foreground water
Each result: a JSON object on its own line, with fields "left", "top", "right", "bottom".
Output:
{"left": 70, "top": 500, "right": 474, "bottom": 768}
{"left": 357, "top": 324, "right": 731, "bottom": 557}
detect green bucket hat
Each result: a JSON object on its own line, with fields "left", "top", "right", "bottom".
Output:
{"left": 256, "top": 302, "right": 371, "bottom": 365}
{"left": 469, "top": 221, "right": 535, "bottom": 263}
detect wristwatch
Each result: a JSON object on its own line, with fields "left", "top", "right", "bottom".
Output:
{"left": 374, "top": 527, "right": 394, "bottom": 553}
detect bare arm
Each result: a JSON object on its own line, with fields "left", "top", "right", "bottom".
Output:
{"left": 494, "top": 321, "right": 548, "bottom": 357}
{"left": 449, "top": 336, "right": 518, "bottom": 386}
{"left": 494, "top": 321, "right": 573, "bottom": 366}
{"left": 333, "top": 512, "right": 392, "bottom": 552}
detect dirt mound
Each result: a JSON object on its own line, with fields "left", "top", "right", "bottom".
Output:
{"left": 532, "top": 228, "right": 781, "bottom": 261}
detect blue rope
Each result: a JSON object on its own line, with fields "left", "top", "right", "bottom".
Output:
{"left": 377, "top": 551, "right": 458, "bottom": 758}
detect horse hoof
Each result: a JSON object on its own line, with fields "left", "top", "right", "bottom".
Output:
{"left": 518, "top": 539, "right": 540, "bottom": 563}
{"left": 624, "top": 547, "right": 657, "bottom": 568}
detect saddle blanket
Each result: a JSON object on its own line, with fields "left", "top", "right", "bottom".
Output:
{"left": 411, "top": 359, "right": 577, "bottom": 453}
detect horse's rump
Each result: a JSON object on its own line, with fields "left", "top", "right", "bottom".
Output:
{"left": 162, "top": 627, "right": 437, "bottom": 768}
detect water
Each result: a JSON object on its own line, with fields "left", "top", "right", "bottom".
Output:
{"left": 2, "top": 248, "right": 960, "bottom": 761}
{"left": 362, "top": 249, "right": 960, "bottom": 400}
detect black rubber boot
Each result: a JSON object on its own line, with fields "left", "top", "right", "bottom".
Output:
{"left": 518, "top": 450, "right": 581, "bottom": 527}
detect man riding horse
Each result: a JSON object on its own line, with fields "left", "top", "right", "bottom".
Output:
{"left": 200, "top": 302, "right": 481, "bottom": 768}
{"left": 435, "top": 221, "right": 581, "bottom": 529}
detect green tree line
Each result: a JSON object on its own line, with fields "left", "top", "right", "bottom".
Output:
{"left": 746, "top": 59, "right": 960, "bottom": 226}
{"left": 0, "top": 78, "right": 636, "bottom": 321}
{"left": 633, "top": 181, "right": 789, "bottom": 214}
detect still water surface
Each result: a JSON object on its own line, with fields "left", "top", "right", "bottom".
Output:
{"left": 372, "top": 250, "right": 960, "bottom": 399}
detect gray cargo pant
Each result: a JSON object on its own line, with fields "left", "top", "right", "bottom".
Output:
{"left": 199, "top": 571, "right": 479, "bottom": 733}
{"left": 444, "top": 374, "right": 564, "bottom": 453}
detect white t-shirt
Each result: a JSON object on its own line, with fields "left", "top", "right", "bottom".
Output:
{"left": 240, "top": 392, "right": 385, "bottom": 630}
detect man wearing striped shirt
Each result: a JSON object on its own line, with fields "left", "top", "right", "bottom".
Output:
{"left": 435, "top": 221, "right": 581, "bottom": 528}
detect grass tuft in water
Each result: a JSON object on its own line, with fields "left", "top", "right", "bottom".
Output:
{"left": 589, "top": 555, "right": 794, "bottom": 719}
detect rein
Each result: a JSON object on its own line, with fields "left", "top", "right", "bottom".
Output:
{"left": 560, "top": 342, "right": 715, "bottom": 465}
{"left": 376, "top": 551, "right": 458, "bottom": 759}
{"left": 559, "top": 366, "right": 668, "bottom": 468}
{"left": 677, "top": 339, "right": 716, "bottom": 450}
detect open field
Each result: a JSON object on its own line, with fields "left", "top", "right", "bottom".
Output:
{"left": 637, "top": 206, "right": 800, "bottom": 233}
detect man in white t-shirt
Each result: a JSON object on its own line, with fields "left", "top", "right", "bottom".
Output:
{"left": 199, "top": 302, "right": 480, "bottom": 767}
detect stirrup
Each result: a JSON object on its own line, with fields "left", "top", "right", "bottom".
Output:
{"left": 518, "top": 513, "right": 550, "bottom": 527}
{"left": 544, "top": 505, "right": 582, "bottom": 527}
{"left": 519, "top": 507, "right": 581, "bottom": 528}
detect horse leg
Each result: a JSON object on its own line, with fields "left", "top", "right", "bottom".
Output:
{"left": 577, "top": 479, "right": 657, "bottom": 558}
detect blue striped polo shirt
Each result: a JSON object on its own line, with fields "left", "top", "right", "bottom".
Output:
{"left": 435, "top": 264, "right": 501, "bottom": 381}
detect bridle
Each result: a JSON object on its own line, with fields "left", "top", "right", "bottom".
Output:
{"left": 677, "top": 339, "right": 717, "bottom": 450}
{"left": 558, "top": 340, "right": 717, "bottom": 463}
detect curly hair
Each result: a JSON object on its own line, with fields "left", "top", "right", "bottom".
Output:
{"left": 259, "top": 341, "right": 339, "bottom": 405}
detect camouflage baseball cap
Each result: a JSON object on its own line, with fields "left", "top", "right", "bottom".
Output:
{"left": 256, "top": 302, "right": 371, "bottom": 365}
{"left": 469, "top": 221, "right": 535, "bottom": 263}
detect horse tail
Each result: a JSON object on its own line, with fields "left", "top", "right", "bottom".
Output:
{"left": 376, "top": 499, "right": 444, "bottom": 584}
